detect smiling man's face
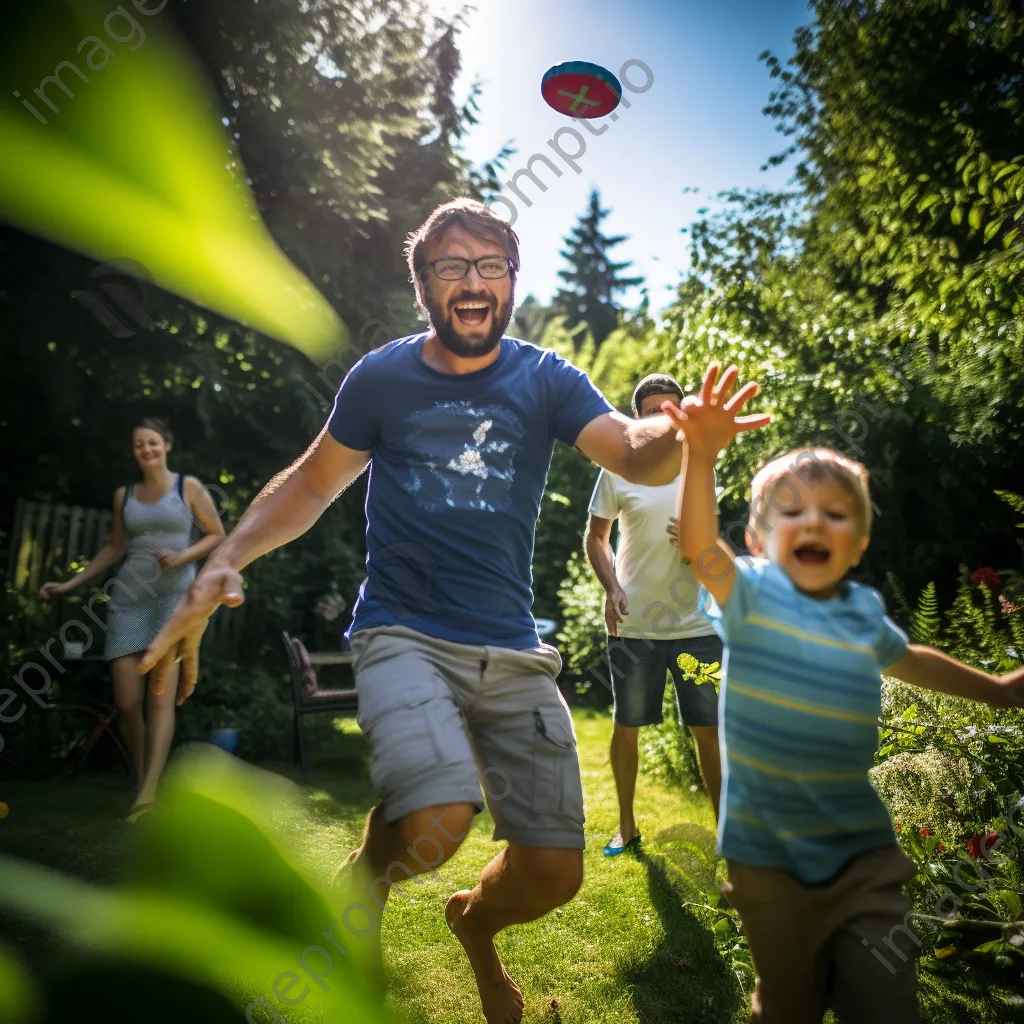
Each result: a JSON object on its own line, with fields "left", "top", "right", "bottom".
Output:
{"left": 417, "top": 224, "right": 515, "bottom": 359}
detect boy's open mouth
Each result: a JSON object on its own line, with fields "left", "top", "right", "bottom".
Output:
{"left": 794, "top": 543, "right": 831, "bottom": 565}
{"left": 452, "top": 300, "right": 491, "bottom": 328}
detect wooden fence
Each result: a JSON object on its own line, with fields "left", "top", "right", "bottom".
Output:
{"left": 8, "top": 498, "right": 114, "bottom": 593}
{"left": 6, "top": 497, "right": 253, "bottom": 646}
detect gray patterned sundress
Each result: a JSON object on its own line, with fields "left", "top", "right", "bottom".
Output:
{"left": 104, "top": 474, "right": 197, "bottom": 661}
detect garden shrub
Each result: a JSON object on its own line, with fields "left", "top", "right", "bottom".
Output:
{"left": 638, "top": 687, "right": 702, "bottom": 792}
{"left": 873, "top": 561, "right": 1024, "bottom": 972}
{"left": 638, "top": 655, "right": 721, "bottom": 793}
{"left": 173, "top": 654, "right": 294, "bottom": 763}
{"left": 555, "top": 551, "right": 607, "bottom": 691}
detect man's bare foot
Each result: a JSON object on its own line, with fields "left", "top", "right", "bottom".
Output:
{"left": 125, "top": 801, "right": 155, "bottom": 824}
{"left": 329, "top": 848, "right": 387, "bottom": 998}
{"left": 445, "top": 890, "right": 524, "bottom": 1024}
{"left": 330, "top": 846, "right": 362, "bottom": 889}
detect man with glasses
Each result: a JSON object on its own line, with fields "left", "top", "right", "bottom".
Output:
{"left": 140, "top": 198, "right": 692, "bottom": 1024}
{"left": 586, "top": 374, "right": 723, "bottom": 860}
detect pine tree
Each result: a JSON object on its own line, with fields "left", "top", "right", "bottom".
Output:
{"left": 552, "top": 190, "right": 644, "bottom": 345}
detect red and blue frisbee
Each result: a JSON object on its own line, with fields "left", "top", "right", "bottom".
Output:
{"left": 541, "top": 61, "right": 622, "bottom": 119}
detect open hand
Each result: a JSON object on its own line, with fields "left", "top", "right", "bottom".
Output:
{"left": 605, "top": 587, "right": 628, "bottom": 636}
{"left": 661, "top": 363, "right": 772, "bottom": 458}
{"left": 156, "top": 549, "right": 181, "bottom": 571}
{"left": 138, "top": 564, "right": 245, "bottom": 705}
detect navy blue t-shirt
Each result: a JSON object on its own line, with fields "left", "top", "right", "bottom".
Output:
{"left": 327, "top": 334, "right": 613, "bottom": 649}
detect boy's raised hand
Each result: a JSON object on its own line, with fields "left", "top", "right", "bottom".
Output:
{"left": 661, "top": 362, "right": 772, "bottom": 456}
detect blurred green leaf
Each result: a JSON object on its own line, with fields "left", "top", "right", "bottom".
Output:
{"left": 0, "top": 748, "right": 392, "bottom": 1023}
{"left": 0, "top": 1, "right": 347, "bottom": 361}
{"left": 0, "top": 945, "right": 40, "bottom": 1024}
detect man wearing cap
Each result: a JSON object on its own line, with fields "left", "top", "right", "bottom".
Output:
{"left": 585, "top": 373, "right": 723, "bottom": 857}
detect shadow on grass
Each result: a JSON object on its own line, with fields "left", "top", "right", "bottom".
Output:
{"left": 278, "top": 715, "right": 375, "bottom": 815}
{"left": 919, "top": 962, "right": 1024, "bottom": 1024}
{"left": 35, "top": 956, "right": 249, "bottom": 1024}
{"left": 0, "top": 774, "right": 136, "bottom": 875}
{"left": 0, "top": 774, "right": 141, "bottom": 967}
{"left": 622, "top": 822, "right": 744, "bottom": 1024}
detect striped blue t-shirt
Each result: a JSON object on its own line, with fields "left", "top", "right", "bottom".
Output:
{"left": 703, "top": 557, "right": 909, "bottom": 884}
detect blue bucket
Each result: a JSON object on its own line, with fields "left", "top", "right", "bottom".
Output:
{"left": 210, "top": 728, "right": 239, "bottom": 754}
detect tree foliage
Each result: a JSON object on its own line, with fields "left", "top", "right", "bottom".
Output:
{"left": 0, "top": 0, "right": 491, "bottom": 664}
{"left": 551, "top": 189, "right": 644, "bottom": 346}
{"left": 666, "top": 0, "right": 1023, "bottom": 602}
{"left": 551, "top": 0, "right": 1024, "bottom": 682}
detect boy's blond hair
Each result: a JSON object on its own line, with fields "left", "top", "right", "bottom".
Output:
{"left": 747, "top": 447, "right": 873, "bottom": 546}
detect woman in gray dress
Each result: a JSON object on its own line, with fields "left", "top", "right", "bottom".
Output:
{"left": 40, "top": 418, "right": 225, "bottom": 820}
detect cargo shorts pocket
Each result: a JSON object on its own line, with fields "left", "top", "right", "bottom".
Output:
{"left": 530, "top": 705, "right": 584, "bottom": 823}
{"left": 356, "top": 669, "right": 460, "bottom": 798}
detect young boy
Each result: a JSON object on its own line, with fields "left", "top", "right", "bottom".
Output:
{"left": 664, "top": 362, "right": 1024, "bottom": 1024}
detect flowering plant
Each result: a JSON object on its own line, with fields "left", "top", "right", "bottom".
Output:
{"left": 873, "top": 568, "right": 1024, "bottom": 975}
{"left": 971, "top": 567, "right": 1004, "bottom": 593}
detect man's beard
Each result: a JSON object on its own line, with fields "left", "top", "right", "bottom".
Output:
{"left": 426, "top": 291, "right": 513, "bottom": 359}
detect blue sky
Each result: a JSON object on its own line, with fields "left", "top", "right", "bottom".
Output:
{"left": 425, "top": 0, "right": 813, "bottom": 312}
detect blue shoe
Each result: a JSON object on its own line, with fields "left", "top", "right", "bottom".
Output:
{"left": 603, "top": 831, "right": 642, "bottom": 857}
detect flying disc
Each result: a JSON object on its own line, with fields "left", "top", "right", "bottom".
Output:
{"left": 541, "top": 61, "right": 621, "bottom": 119}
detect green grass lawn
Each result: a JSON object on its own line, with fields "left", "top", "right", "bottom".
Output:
{"left": 0, "top": 709, "right": 1014, "bottom": 1023}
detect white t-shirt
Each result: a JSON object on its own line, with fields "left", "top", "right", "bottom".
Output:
{"left": 588, "top": 469, "right": 715, "bottom": 640}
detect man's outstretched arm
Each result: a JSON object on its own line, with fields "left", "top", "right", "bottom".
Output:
{"left": 202, "top": 428, "right": 369, "bottom": 573}
{"left": 139, "top": 428, "right": 370, "bottom": 701}
{"left": 574, "top": 411, "right": 682, "bottom": 486}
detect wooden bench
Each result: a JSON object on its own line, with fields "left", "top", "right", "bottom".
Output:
{"left": 281, "top": 632, "right": 358, "bottom": 782}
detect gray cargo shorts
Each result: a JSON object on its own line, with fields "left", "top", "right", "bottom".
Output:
{"left": 349, "top": 625, "right": 585, "bottom": 850}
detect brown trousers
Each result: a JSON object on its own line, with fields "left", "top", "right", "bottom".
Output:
{"left": 725, "top": 845, "right": 921, "bottom": 1024}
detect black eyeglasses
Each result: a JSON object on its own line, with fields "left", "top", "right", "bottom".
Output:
{"left": 418, "top": 256, "right": 514, "bottom": 281}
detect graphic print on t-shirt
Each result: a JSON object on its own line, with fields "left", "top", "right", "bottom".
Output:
{"left": 403, "top": 400, "right": 524, "bottom": 512}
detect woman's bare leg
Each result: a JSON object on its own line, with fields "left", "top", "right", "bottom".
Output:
{"left": 132, "top": 661, "right": 179, "bottom": 812}
{"left": 110, "top": 655, "right": 145, "bottom": 789}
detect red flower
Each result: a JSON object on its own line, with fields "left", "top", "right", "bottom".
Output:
{"left": 920, "top": 826, "right": 935, "bottom": 837}
{"left": 936, "top": 842, "right": 945, "bottom": 852}
{"left": 966, "top": 831, "right": 1000, "bottom": 859}
{"left": 893, "top": 823, "right": 901, "bottom": 834}
{"left": 970, "top": 567, "right": 1003, "bottom": 592}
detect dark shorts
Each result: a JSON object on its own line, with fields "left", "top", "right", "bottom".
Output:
{"left": 608, "top": 634, "right": 722, "bottom": 728}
